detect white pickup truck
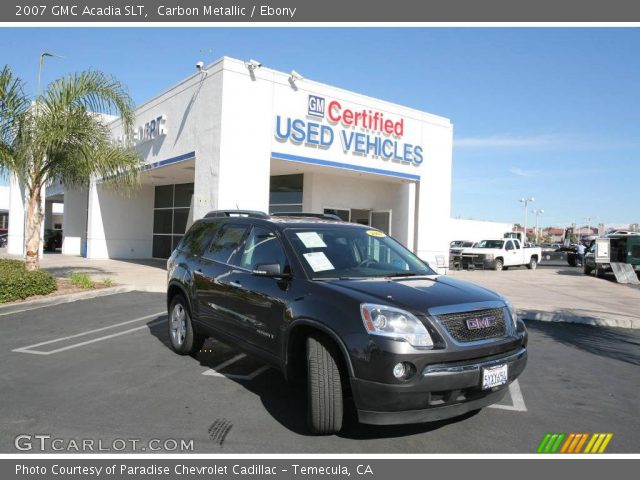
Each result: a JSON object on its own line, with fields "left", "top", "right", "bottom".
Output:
{"left": 459, "top": 237, "right": 542, "bottom": 271}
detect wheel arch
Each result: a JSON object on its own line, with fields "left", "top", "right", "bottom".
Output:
{"left": 167, "top": 281, "right": 193, "bottom": 316}
{"left": 283, "top": 319, "right": 355, "bottom": 384}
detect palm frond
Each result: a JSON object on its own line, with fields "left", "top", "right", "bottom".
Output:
{"left": 43, "top": 70, "right": 135, "bottom": 137}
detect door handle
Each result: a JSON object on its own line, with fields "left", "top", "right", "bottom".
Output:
{"left": 229, "top": 280, "right": 242, "bottom": 288}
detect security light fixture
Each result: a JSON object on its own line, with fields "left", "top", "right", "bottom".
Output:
{"left": 289, "top": 70, "right": 304, "bottom": 83}
{"left": 195, "top": 61, "right": 209, "bottom": 78}
{"left": 244, "top": 59, "right": 262, "bottom": 72}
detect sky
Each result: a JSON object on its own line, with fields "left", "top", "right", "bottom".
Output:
{"left": 0, "top": 27, "right": 638, "bottom": 228}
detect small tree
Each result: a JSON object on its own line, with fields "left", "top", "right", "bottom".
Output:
{"left": 0, "top": 66, "right": 141, "bottom": 270}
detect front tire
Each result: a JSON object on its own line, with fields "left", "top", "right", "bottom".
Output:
{"left": 168, "top": 294, "right": 205, "bottom": 355}
{"left": 306, "top": 335, "right": 343, "bottom": 435}
{"left": 584, "top": 263, "right": 593, "bottom": 275}
{"left": 494, "top": 259, "right": 504, "bottom": 271}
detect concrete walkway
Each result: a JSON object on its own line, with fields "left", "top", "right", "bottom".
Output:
{"left": 449, "top": 265, "right": 640, "bottom": 329}
{"left": 1, "top": 250, "right": 166, "bottom": 292}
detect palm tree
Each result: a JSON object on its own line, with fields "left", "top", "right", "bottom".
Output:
{"left": 0, "top": 65, "right": 141, "bottom": 270}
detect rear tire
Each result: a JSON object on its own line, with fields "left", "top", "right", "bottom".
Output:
{"left": 168, "top": 294, "right": 205, "bottom": 355}
{"left": 306, "top": 335, "right": 343, "bottom": 435}
{"left": 527, "top": 257, "right": 538, "bottom": 270}
{"left": 494, "top": 259, "right": 504, "bottom": 271}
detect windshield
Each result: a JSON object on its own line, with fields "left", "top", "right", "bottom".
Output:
{"left": 285, "top": 227, "right": 435, "bottom": 279}
{"left": 476, "top": 240, "right": 504, "bottom": 249}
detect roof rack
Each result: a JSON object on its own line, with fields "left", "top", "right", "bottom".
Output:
{"left": 204, "top": 210, "right": 269, "bottom": 219}
{"left": 272, "top": 212, "right": 344, "bottom": 221}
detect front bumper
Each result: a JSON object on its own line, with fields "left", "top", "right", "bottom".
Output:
{"left": 351, "top": 347, "right": 527, "bottom": 425}
{"left": 460, "top": 255, "right": 496, "bottom": 270}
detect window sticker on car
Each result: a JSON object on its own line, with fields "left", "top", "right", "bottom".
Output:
{"left": 303, "top": 252, "right": 334, "bottom": 272}
{"left": 296, "top": 231, "right": 327, "bottom": 248}
{"left": 366, "top": 230, "right": 386, "bottom": 237}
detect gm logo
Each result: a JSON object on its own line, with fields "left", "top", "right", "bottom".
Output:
{"left": 466, "top": 316, "right": 497, "bottom": 330}
{"left": 308, "top": 95, "right": 325, "bottom": 118}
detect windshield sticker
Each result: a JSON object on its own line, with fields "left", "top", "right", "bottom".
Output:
{"left": 296, "top": 231, "right": 327, "bottom": 249}
{"left": 366, "top": 230, "right": 386, "bottom": 238}
{"left": 303, "top": 252, "right": 334, "bottom": 272}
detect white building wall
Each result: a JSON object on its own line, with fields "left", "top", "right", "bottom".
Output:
{"left": 414, "top": 124, "right": 454, "bottom": 264}
{"left": 302, "top": 172, "right": 413, "bottom": 247}
{"left": 217, "top": 57, "right": 453, "bottom": 261}
{"left": 0, "top": 185, "right": 9, "bottom": 211}
{"left": 7, "top": 175, "right": 24, "bottom": 255}
{"left": 86, "top": 182, "right": 154, "bottom": 259}
{"left": 448, "top": 218, "right": 514, "bottom": 244}
{"left": 62, "top": 187, "right": 88, "bottom": 256}
{"left": 100, "top": 61, "right": 225, "bottom": 257}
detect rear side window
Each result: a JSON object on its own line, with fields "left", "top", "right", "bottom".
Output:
{"left": 632, "top": 245, "right": 640, "bottom": 258}
{"left": 177, "top": 220, "right": 216, "bottom": 256}
{"left": 204, "top": 224, "right": 249, "bottom": 264}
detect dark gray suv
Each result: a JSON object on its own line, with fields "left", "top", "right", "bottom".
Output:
{"left": 166, "top": 211, "right": 528, "bottom": 434}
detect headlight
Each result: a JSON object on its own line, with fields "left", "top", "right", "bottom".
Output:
{"left": 485, "top": 254, "right": 495, "bottom": 260}
{"left": 504, "top": 299, "right": 518, "bottom": 329}
{"left": 360, "top": 304, "right": 433, "bottom": 348}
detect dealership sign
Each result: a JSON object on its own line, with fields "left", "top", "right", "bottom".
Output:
{"left": 275, "top": 95, "right": 423, "bottom": 166}
{"left": 116, "top": 115, "right": 167, "bottom": 146}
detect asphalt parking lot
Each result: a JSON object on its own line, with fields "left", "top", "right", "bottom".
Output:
{"left": 1, "top": 279, "right": 638, "bottom": 453}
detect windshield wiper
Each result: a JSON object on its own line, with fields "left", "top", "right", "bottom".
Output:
{"left": 380, "top": 272, "right": 423, "bottom": 277}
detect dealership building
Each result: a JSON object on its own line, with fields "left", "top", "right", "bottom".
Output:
{"left": 7, "top": 56, "right": 454, "bottom": 263}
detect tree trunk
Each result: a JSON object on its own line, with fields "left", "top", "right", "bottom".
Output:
{"left": 24, "top": 186, "right": 43, "bottom": 271}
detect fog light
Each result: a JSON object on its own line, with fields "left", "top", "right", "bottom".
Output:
{"left": 393, "top": 362, "right": 407, "bottom": 379}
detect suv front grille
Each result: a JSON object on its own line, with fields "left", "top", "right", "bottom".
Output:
{"left": 437, "top": 307, "right": 507, "bottom": 343}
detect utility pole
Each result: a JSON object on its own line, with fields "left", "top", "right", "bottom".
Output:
{"left": 532, "top": 208, "right": 544, "bottom": 243}
{"left": 519, "top": 197, "right": 535, "bottom": 263}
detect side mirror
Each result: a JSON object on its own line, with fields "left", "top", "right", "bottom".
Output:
{"left": 252, "top": 263, "right": 291, "bottom": 279}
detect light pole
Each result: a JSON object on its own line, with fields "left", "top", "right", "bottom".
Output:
{"left": 585, "top": 216, "right": 592, "bottom": 236}
{"left": 532, "top": 208, "right": 544, "bottom": 243}
{"left": 37, "top": 52, "right": 63, "bottom": 101}
{"left": 519, "top": 197, "right": 535, "bottom": 244}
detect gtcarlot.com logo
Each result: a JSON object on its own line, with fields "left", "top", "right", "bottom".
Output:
{"left": 14, "top": 434, "right": 194, "bottom": 452}
{"left": 537, "top": 432, "right": 613, "bottom": 453}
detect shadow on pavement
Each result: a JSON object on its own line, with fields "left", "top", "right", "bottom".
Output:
{"left": 114, "top": 258, "right": 167, "bottom": 270}
{"left": 145, "top": 318, "right": 478, "bottom": 439}
{"left": 525, "top": 320, "right": 640, "bottom": 366}
{"left": 553, "top": 268, "right": 585, "bottom": 276}
{"left": 42, "top": 265, "right": 116, "bottom": 277}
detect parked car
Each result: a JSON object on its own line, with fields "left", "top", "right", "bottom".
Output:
{"left": 584, "top": 234, "right": 640, "bottom": 278}
{"left": 166, "top": 211, "right": 528, "bottom": 434}
{"left": 43, "top": 229, "right": 62, "bottom": 252}
{"left": 449, "top": 240, "right": 475, "bottom": 266}
{"left": 459, "top": 238, "right": 542, "bottom": 271}
{"left": 0, "top": 232, "right": 7, "bottom": 248}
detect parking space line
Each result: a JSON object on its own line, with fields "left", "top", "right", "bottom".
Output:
{"left": 12, "top": 311, "right": 166, "bottom": 355}
{"left": 202, "top": 354, "right": 247, "bottom": 376}
{"left": 202, "top": 354, "right": 270, "bottom": 380}
{"left": 488, "top": 380, "right": 527, "bottom": 411}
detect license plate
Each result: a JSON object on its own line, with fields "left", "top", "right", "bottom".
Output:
{"left": 482, "top": 364, "right": 508, "bottom": 390}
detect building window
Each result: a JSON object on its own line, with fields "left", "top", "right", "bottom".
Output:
{"left": 0, "top": 212, "right": 8, "bottom": 230}
{"left": 269, "top": 174, "right": 303, "bottom": 214}
{"left": 153, "top": 183, "right": 194, "bottom": 258}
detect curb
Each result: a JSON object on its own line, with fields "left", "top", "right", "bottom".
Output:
{"left": 520, "top": 309, "right": 639, "bottom": 330}
{"left": 0, "top": 286, "right": 135, "bottom": 317}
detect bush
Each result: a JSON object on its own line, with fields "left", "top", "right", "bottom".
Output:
{"left": 0, "top": 260, "right": 57, "bottom": 303}
{"left": 69, "top": 272, "right": 95, "bottom": 289}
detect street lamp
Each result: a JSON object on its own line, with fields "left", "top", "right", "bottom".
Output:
{"left": 519, "top": 197, "right": 535, "bottom": 244}
{"left": 532, "top": 208, "right": 544, "bottom": 243}
{"left": 37, "top": 52, "right": 63, "bottom": 101}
